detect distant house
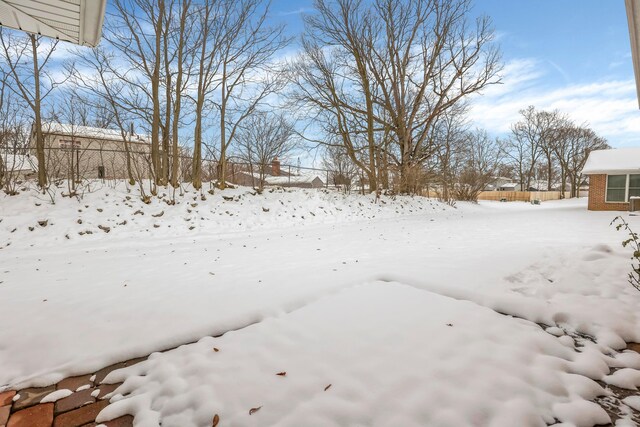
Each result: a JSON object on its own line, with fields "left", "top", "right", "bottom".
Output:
{"left": 0, "top": 153, "right": 37, "bottom": 179}
{"left": 497, "top": 182, "right": 520, "bottom": 191}
{"left": 264, "top": 174, "right": 325, "bottom": 188}
{"left": 233, "top": 158, "right": 325, "bottom": 189}
{"left": 31, "top": 123, "right": 152, "bottom": 179}
{"left": 582, "top": 148, "right": 640, "bottom": 210}
{"left": 484, "top": 177, "right": 521, "bottom": 191}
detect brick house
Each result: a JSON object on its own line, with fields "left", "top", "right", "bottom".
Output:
{"left": 233, "top": 158, "right": 325, "bottom": 189}
{"left": 582, "top": 148, "right": 640, "bottom": 211}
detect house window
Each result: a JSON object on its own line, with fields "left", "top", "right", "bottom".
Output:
{"left": 629, "top": 174, "right": 640, "bottom": 199}
{"left": 98, "top": 166, "right": 105, "bottom": 179}
{"left": 606, "top": 175, "right": 626, "bottom": 202}
{"left": 606, "top": 174, "right": 640, "bottom": 202}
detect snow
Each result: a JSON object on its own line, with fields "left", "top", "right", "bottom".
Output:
{"left": 604, "top": 368, "right": 640, "bottom": 390}
{"left": 581, "top": 147, "right": 640, "bottom": 175}
{"left": 42, "top": 122, "right": 150, "bottom": 144}
{"left": 1, "top": 183, "right": 640, "bottom": 425}
{"left": 0, "top": 154, "right": 36, "bottom": 172}
{"left": 624, "top": 395, "right": 640, "bottom": 411}
{"left": 97, "top": 282, "right": 609, "bottom": 427}
{"left": 40, "top": 389, "right": 73, "bottom": 403}
{"left": 552, "top": 400, "right": 611, "bottom": 427}
{"left": 264, "top": 174, "right": 324, "bottom": 186}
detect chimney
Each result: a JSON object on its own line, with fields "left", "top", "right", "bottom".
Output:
{"left": 272, "top": 157, "right": 281, "bottom": 176}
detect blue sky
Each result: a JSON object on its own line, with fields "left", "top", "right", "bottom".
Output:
{"left": 271, "top": 0, "right": 640, "bottom": 147}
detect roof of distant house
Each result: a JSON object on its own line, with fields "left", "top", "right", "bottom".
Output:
{"left": 41, "top": 122, "right": 150, "bottom": 144}
{"left": 264, "top": 174, "right": 324, "bottom": 185}
{"left": 582, "top": 148, "right": 640, "bottom": 175}
{"left": 1, "top": 154, "right": 36, "bottom": 172}
{"left": 240, "top": 170, "right": 324, "bottom": 185}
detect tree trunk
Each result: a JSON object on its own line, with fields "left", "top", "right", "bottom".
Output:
{"left": 30, "top": 35, "right": 47, "bottom": 189}
{"left": 546, "top": 153, "right": 552, "bottom": 191}
{"left": 162, "top": 48, "right": 171, "bottom": 186}
{"left": 171, "top": 0, "right": 188, "bottom": 188}
{"left": 193, "top": 100, "right": 203, "bottom": 190}
{"left": 218, "top": 69, "right": 227, "bottom": 190}
{"left": 150, "top": 0, "right": 164, "bottom": 185}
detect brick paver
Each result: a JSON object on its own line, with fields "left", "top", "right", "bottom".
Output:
{"left": 56, "top": 375, "right": 92, "bottom": 393}
{"left": 53, "top": 400, "right": 108, "bottom": 427}
{"left": 0, "top": 391, "right": 16, "bottom": 407}
{"left": 76, "top": 414, "right": 133, "bottom": 427}
{"left": 0, "top": 405, "right": 10, "bottom": 425}
{"left": 12, "top": 386, "right": 55, "bottom": 411}
{"left": 7, "top": 403, "right": 53, "bottom": 427}
{"left": 95, "top": 383, "right": 122, "bottom": 400}
{"left": 93, "top": 357, "right": 146, "bottom": 385}
{"left": 54, "top": 388, "right": 95, "bottom": 415}
{"left": 104, "top": 415, "right": 134, "bottom": 426}
{"left": 1, "top": 356, "right": 144, "bottom": 426}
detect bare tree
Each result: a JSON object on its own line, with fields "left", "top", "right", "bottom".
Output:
{"left": 235, "top": 111, "right": 296, "bottom": 190}
{"left": 0, "top": 30, "right": 64, "bottom": 188}
{"left": 323, "top": 144, "right": 359, "bottom": 193}
{"left": 191, "top": 0, "right": 227, "bottom": 190}
{"left": 0, "top": 80, "right": 31, "bottom": 194}
{"left": 215, "top": 0, "right": 290, "bottom": 189}
{"left": 169, "top": 0, "right": 195, "bottom": 188}
{"left": 106, "top": 0, "right": 167, "bottom": 187}
{"left": 553, "top": 124, "right": 608, "bottom": 198}
{"left": 452, "top": 129, "right": 503, "bottom": 201}
{"left": 506, "top": 106, "right": 548, "bottom": 191}
{"left": 429, "top": 106, "right": 468, "bottom": 202}
{"left": 369, "top": 0, "right": 501, "bottom": 193}
{"left": 292, "top": 0, "right": 381, "bottom": 191}
{"left": 291, "top": 0, "right": 501, "bottom": 194}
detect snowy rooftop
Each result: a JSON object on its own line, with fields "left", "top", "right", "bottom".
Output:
{"left": 42, "top": 123, "right": 150, "bottom": 144}
{"left": 0, "top": 0, "right": 107, "bottom": 47}
{"left": 242, "top": 171, "right": 324, "bottom": 185}
{"left": 581, "top": 147, "right": 640, "bottom": 174}
{"left": 0, "top": 154, "right": 36, "bottom": 172}
{"left": 264, "top": 174, "right": 324, "bottom": 185}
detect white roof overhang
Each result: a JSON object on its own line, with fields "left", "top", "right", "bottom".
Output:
{"left": 581, "top": 148, "right": 640, "bottom": 175}
{"left": 0, "top": 0, "right": 107, "bottom": 47}
{"left": 626, "top": 0, "right": 640, "bottom": 108}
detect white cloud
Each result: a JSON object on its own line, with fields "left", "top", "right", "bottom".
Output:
{"left": 276, "top": 8, "right": 314, "bottom": 17}
{"left": 468, "top": 58, "right": 640, "bottom": 147}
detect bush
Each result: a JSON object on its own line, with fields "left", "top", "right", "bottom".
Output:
{"left": 611, "top": 216, "right": 640, "bottom": 293}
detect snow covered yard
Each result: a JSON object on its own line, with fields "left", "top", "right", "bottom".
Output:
{"left": 1, "top": 184, "right": 640, "bottom": 426}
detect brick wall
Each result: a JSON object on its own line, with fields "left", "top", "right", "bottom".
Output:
{"left": 588, "top": 174, "right": 629, "bottom": 211}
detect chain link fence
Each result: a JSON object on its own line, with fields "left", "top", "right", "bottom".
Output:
{"left": 1, "top": 147, "right": 356, "bottom": 190}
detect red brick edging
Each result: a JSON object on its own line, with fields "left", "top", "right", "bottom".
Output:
{"left": 0, "top": 357, "right": 144, "bottom": 427}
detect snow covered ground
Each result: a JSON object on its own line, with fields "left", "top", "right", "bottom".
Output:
{"left": 1, "top": 183, "right": 640, "bottom": 426}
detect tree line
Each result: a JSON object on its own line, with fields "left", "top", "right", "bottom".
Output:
{"left": 0, "top": 0, "right": 607, "bottom": 201}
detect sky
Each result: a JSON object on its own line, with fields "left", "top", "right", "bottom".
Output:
{"left": 271, "top": 0, "right": 640, "bottom": 148}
